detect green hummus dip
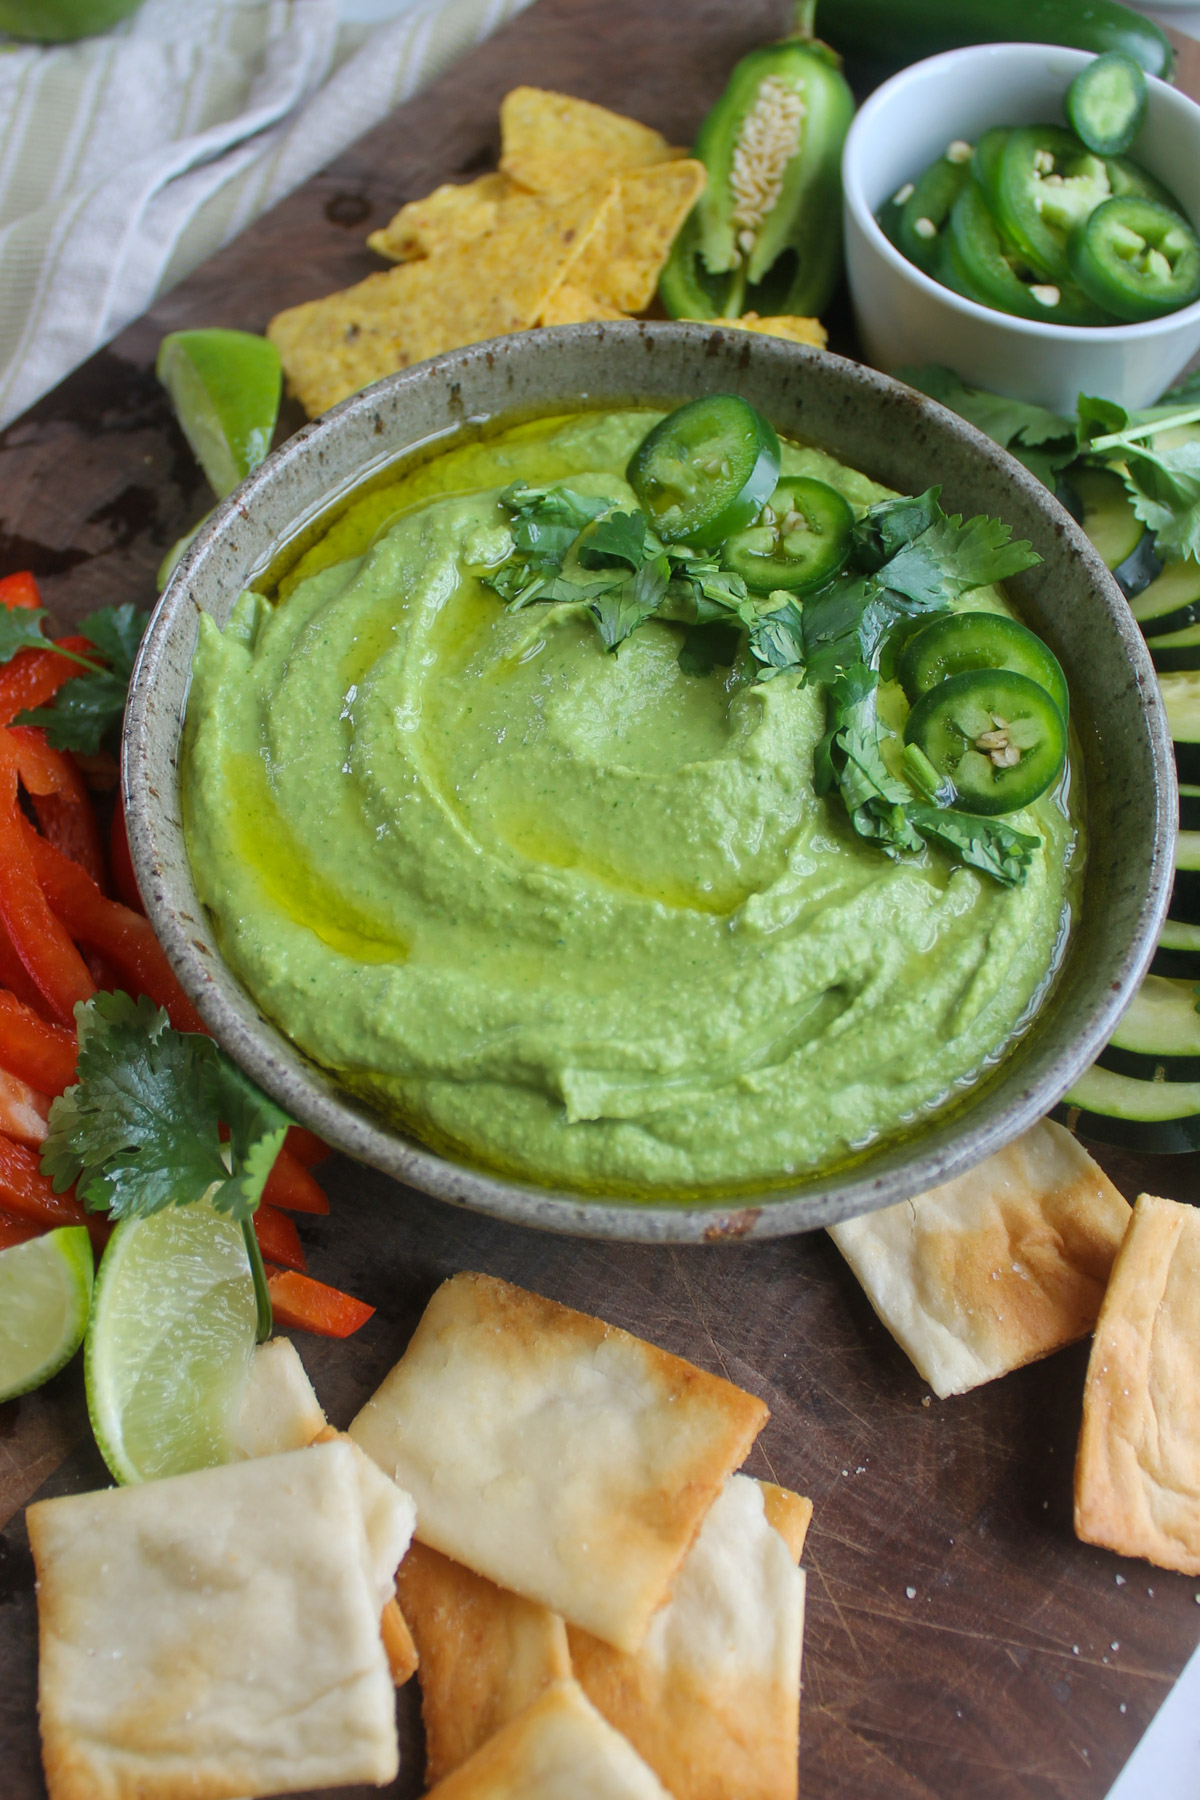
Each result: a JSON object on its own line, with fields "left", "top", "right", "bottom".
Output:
{"left": 183, "top": 411, "right": 1083, "bottom": 1198}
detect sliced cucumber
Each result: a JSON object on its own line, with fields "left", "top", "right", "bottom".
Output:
{"left": 1131, "top": 557, "right": 1200, "bottom": 637}
{"left": 1147, "top": 619, "right": 1200, "bottom": 672}
{"left": 1073, "top": 466, "right": 1147, "bottom": 573}
{"left": 1098, "top": 973, "right": 1200, "bottom": 1080}
{"left": 1152, "top": 916, "right": 1200, "bottom": 979}
{"left": 1054, "top": 1063, "right": 1200, "bottom": 1153}
{"left": 1161, "top": 669, "right": 1200, "bottom": 782}
{"left": 1179, "top": 783, "right": 1200, "bottom": 832}
{"left": 1113, "top": 532, "right": 1164, "bottom": 601}
{"left": 1171, "top": 827, "right": 1200, "bottom": 920}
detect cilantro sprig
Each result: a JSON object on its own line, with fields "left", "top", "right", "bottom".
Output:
{"left": 13, "top": 603, "right": 149, "bottom": 755}
{"left": 43, "top": 992, "right": 289, "bottom": 1338}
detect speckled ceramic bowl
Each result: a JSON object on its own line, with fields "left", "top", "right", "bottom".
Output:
{"left": 124, "top": 323, "right": 1174, "bottom": 1242}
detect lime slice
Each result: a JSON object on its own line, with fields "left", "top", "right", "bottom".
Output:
{"left": 85, "top": 1203, "right": 257, "bottom": 1484}
{"left": 156, "top": 329, "right": 282, "bottom": 501}
{"left": 0, "top": 1227, "right": 93, "bottom": 1404}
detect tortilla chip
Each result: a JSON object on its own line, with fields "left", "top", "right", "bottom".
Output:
{"left": 1075, "top": 1192, "right": 1200, "bottom": 1574}
{"left": 757, "top": 1480, "right": 812, "bottom": 1563}
{"left": 728, "top": 314, "right": 828, "bottom": 348}
{"left": 566, "top": 160, "right": 707, "bottom": 313}
{"left": 426, "top": 1679, "right": 673, "bottom": 1800}
{"left": 829, "top": 1120, "right": 1132, "bottom": 1398}
{"left": 349, "top": 1272, "right": 768, "bottom": 1652}
{"left": 269, "top": 185, "right": 614, "bottom": 417}
{"left": 27, "top": 1442, "right": 399, "bottom": 1800}
{"left": 368, "top": 173, "right": 514, "bottom": 262}
{"left": 500, "top": 86, "right": 678, "bottom": 197}
{"left": 569, "top": 1474, "right": 807, "bottom": 1800}
{"left": 233, "top": 1335, "right": 326, "bottom": 1458}
{"left": 397, "top": 1540, "right": 571, "bottom": 1784}
{"left": 538, "top": 282, "right": 629, "bottom": 325}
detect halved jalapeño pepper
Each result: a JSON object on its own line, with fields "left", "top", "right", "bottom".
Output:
{"left": 1068, "top": 196, "right": 1200, "bottom": 321}
{"left": 904, "top": 669, "right": 1067, "bottom": 815}
{"left": 899, "top": 613, "right": 1069, "bottom": 722}
{"left": 658, "top": 36, "right": 854, "bottom": 321}
{"left": 994, "top": 125, "right": 1113, "bottom": 283}
{"left": 626, "top": 395, "right": 781, "bottom": 546}
{"left": 723, "top": 476, "right": 853, "bottom": 593}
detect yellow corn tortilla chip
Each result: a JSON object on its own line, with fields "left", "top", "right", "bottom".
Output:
{"left": 368, "top": 173, "right": 514, "bottom": 263}
{"left": 567, "top": 160, "right": 707, "bottom": 314}
{"left": 500, "top": 86, "right": 678, "bottom": 196}
{"left": 538, "top": 282, "right": 629, "bottom": 326}
{"left": 1075, "top": 1192, "right": 1200, "bottom": 1575}
{"left": 728, "top": 313, "right": 828, "bottom": 349}
{"left": 397, "top": 1540, "right": 571, "bottom": 1785}
{"left": 269, "top": 185, "right": 615, "bottom": 417}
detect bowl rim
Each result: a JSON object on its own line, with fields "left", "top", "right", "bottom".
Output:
{"left": 124, "top": 321, "right": 1176, "bottom": 1242}
{"left": 842, "top": 39, "right": 1200, "bottom": 345}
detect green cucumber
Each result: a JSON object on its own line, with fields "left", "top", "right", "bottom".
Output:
{"left": 1130, "top": 557, "right": 1200, "bottom": 637}
{"left": 1147, "top": 620, "right": 1200, "bottom": 673}
{"left": 1170, "top": 827, "right": 1200, "bottom": 921}
{"left": 813, "top": 0, "right": 1175, "bottom": 79}
{"left": 1161, "top": 670, "right": 1200, "bottom": 783}
{"left": 1179, "top": 784, "right": 1200, "bottom": 832}
{"left": 1053, "top": 1063, "right": 1200, "bottom": 1153}
{"left": 1098, "top": 974, "right": 1200, "bottom": 1080}
{"left": 1152, "top": 917, "right": 1200, "bottom": 979}
{"left": 1072, "top": 466, "right": 1147, "bottom": 574}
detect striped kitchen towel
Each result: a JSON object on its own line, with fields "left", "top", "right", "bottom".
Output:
{"left": 0, "top": 0, "right": 530, "bottom": 429}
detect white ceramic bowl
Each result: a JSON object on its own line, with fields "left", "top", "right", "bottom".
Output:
{"left": 843, "top": 42, "right": 1200, "bottom": 412}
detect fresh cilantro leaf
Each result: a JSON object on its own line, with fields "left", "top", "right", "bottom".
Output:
{"left": 13, "top": 603, "right": 147, "bottom": 754}
{"left": 818, "top": 665, "right": 924, "bottom": 853}
{"left": 589, "top": 557, "right": 670, "bottom": 650}
{"left": 678, "top": 620, "right": 741, "bottom": 676}
{"left": 908, "top": 803, "right": 1038, "bottom": 886}
{"left": 851, "top": 489, "right": 943, "bottom": 571}
{"left": 0, "top": 608, "right": 56, "bottom": 666}
{"left": 42, "top": 991, "right": 289, "bottom": 1225}
{"left": 747, "top": 596, "right": 805, "bottom": 678}
{"left": 512, "top": 517, "right": 581, "bottom": 567}
{"left": 578, "top": 511, "right": 651, "bottom": 570}
{"left": 79, "top": 603, "right": 146, "bottom": 676}
{"left": 1120, "top": 441, "right": 1200, "bottom": 564}
{"left": 499, "top": 481, "right": 608, "bottom": 530}
{"left": 1076, "top": 393, "right": 1128, "bottom": 441}
{"left": 897, "top": 365, "right": 1079, "bottom": 485}
{"left": 883, "top": 511, "right": 1041, "bottom": 606}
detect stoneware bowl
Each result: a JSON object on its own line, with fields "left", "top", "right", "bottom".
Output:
{"left": 125, "top": 323, "right": 1174, "bottom": 1242}
{"left": 843, "top": 42, "right": 1200, "bottom": 413}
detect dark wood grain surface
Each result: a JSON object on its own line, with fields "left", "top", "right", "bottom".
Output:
{"left": 3, "top": 4, "right": 1200, "bottom": 1796}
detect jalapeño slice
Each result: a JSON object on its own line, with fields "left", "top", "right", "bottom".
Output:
{"left": 627, "top": 395, "right": 781, "bottom": 546}
{"left": 722, "top": 476, "right": 853, "bottom": 594}
{"left": 895, "top": 155, "right": 970, "bottom": 274}
{"left": 1068, "top": 196, "right": 1200, "bottom": 321}
{"left": 899, "top": 612, "right": 1069, "bottom": 722}
{"left": 1065, "top": 51, "right": 1148, "bottom": 158}
{"left": 946, "top": 180, "right": 1109, "bottom": 324}
{"left": 904, "top": 668, "right": 1067, "bottom": 816}
{"left": 995, "top": 125, "right": 1113, "bottom": 283}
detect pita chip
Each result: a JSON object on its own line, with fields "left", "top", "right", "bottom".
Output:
{"left": 27, "top": 1440, "right": 399, "bottom": 1800}
{"left": 829, "top": 1120, "right": 1132, "bottom": 1397}
{"left": 233, "top": 1336, "right": 326, "bottom": 1458}
{"left": 425, "top": 1679, "right": 673, "bottom": 1800}
{"left": 500, "top": 87, "right": 678, "bottom": 196}
{"left": 397, "top": 1540, "right": 571, "bottom": 1784}
{"left": 1075, "top": 1192, "right": 1200, "bottom": 1574}
{"left": 566, "top": 160, "right": 708, "bottom": 313}
{"left": 349, "top": 1271, "right": 768, "bottom": 1651}
{"left": 569, "top": 1474, "right": 806, "bottom": 1800}
{"left": 758, "top": 1480, "right": 813, "bottom": 1562}
{"left": 368, "top": 173, "right": 513, "bottom": 262}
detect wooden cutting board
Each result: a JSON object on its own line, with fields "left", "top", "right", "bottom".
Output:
{"left": 3, "top": 5, "right": 1200, "bottom": 1796}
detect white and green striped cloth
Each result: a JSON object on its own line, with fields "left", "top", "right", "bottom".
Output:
{"left": 0, "top": 0, "right": 531, "bottom": 428}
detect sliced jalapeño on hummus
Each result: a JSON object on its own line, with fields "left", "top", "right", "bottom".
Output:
{"left": 904, "top": 668, "right": 1068, "bottom": 816}
{"left": 722, "top": 475, "right": 853, "bottom": 593}
{"left": 899, "top": 612, "right": 1070, "bottom": 722}
{"left": 626, "top": 393, "right": 780, "bottom": 545}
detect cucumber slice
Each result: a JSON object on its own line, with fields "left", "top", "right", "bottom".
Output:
{"left": 1054, "top": 1064, "right": 1200, "bottom": 1152}
{"left": 1073, "top": 466, "right": 1146, "bottom": 572}
{"left": 1131, "top": 557, "right": 1200, "bottom": 637}
{"left": 1152, "top": 916, "right": 1200, "bottom": 978}
{"left": 1098, "top": 973, "right": 1200, "bottom": 1079}
{"left": 1179, "top": 783, "right": 1200, "bottom": 831}
{"left": 1161, "top": 669, "right": 1200, "bottom": 781}
{"left": 1113, "top": 530, "right": 1163, "bottom": 601}
{"left": 1171, "top": 826, "right": 1200, "bottom": 920}
{"left": 1147, "top": 619, "right": 1200, "bottom": 672}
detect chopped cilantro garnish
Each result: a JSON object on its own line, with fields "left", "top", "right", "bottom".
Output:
{"left": 15, "top": 603, "right": 149, "bottom": 755}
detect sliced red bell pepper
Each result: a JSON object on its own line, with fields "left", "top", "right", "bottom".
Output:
{"left": 0, "top": 917, "right": 51, "bottom": 1015}
{"left": 283, "top": 1124, "right": 331, "bottom": 1168}
{"left": 109, "top": 793, "right": 143, "bottom": 912}
{"left": 0, "top": 572, "right": 42, "bottom": 612}
{"left": 263, "top": 1146, "right": 330, "bottom": 1215}
{"left": 265, "top": 1267, "right": 375, "bottom": 1338}
{"left": 9, "top": 726, "right": 107, "bottom": 891}
{"left": 0, "top": 1207, "right": 41, "bottom": 1249}
{"left": 0, "top": 733, "right": 95, "bottom": 1027}
{"left": 0, "top": 1131, "right": 96, "bottom": 1238}
{"left": 0, "top": 635, "right": 94, "bottom": 728}
{"left": 253, "top": 1202, "right": 306, "bottom": 1272}
{"left": 23, "top": 821, "right": 205, "bottom": 1034}
{"left": 0, "top": 990, "right": 77, "bottom": 1094}
{"left": 0, "top": 1068, "right": 50, "bottom": 1150}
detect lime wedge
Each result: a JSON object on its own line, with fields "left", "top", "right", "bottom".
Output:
{"left": 85, "top": 1203, "right": 257, "bottom": 1484}
{"left": 156, "top": 329, "right": 282, "bottom": 500}
{"left": 0, "top": 1227, "right": 93, "bottom": 1404}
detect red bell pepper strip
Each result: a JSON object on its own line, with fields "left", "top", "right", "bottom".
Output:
{"left": 0, "top": 1207, "right": 41, "bottom": 1250}
{"left": 109, "top": 793, "right": 143, "bottom": 912}
{"left": 0, "top": 635, "right": 94, "bottom": 728}
{"left": 263, "top": 1147, "right": 330, "bottom": 1215}
{"left": 283, "top": 1124, "right": 331, "bottom": 1168}
{"left": 0, "top": 917, "right": 51, "bottom": 1015}
{"left": 9, "top": 726, "right": 107, "bottom": 891}
{"left": 23, "top": 822, "right": 205, "bottom": 1034}
{"left": 0, "top": 1068, "right": 50, "bottom": 1150}
{"left": 265, "top": 1267, "right": 374, "bottom": 1338}
{"left": 0, "top": 1131, "right": 95, "bottom": 1237}
{"left": 0, "top": 733, "right": 95, "bottom": 1027}
{"left": 253, "top": 1202, "right": 306, "bottom": 1272}
{"left": 0, "top": 990, "right": 77, "bottom": 1094}
{"left": 0, "top": 572, "right": 42, "bottom": 611}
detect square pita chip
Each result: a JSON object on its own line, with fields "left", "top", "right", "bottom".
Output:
{"left": 27, "top": 1440, "right": 399, "bottom": 1800}
{"left": 426, "top": 1679, "right": 672, "bottom": 1800}
{"left": 569, "top": 1474, "right": 807, "bottom": 1800}
{"left": 349, "top": 1272, "right": 768, "bottom": 1651}
{"left": 829, "top": 1120, "right": 1132, "bottom": 1397}
{"left": 397, "top": 1539, "right": 571, "bottom": 1784}
{"left": 500, "top": 86, "right": 678, "bottom": 196}
{"left": 233, "top": 1336, "right": 326, "bottom": 1458}
{"left": 1075, "top": 1191, "right": 1200, "bottom": 1574}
